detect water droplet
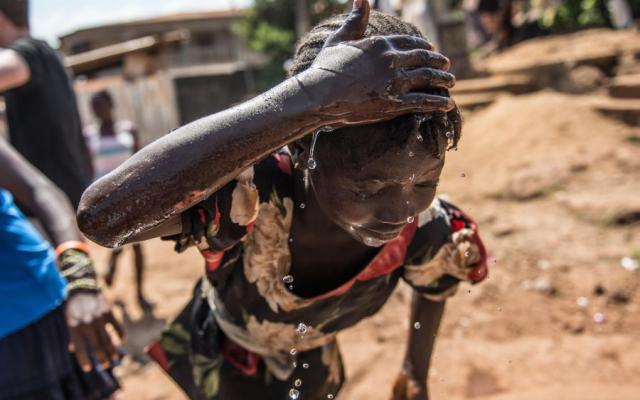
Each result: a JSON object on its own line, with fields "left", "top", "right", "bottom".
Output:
{"left": 296, "top": 323, "right": 308, "bottom": 335}
{"left": 299, "top": 203, "right": 306, "bottom": 209}
{"left": 308, "top": 130, "right": 320, "bottom": 171}
{"left": 283, "top": 275, "right": 294, "bottom": 284}
{"left": 349, "top": 225, "right": 355, "bottom": 232}
{"left": 289, "top": 388, "right": 300, "bottom": 399}
{"left": 593, "top": 312, "right": 607, "bottom": 324}
{"left": 289, "top": 285, "right": 294, "bottom": 290}
{"left": 327, "top": 395, "right": 334, "bottom": 399}
{"left": 415, "top": 114, "right": 431, "bottom": 124}
{"left": 408, "top": 151, "right": 415, "bottom": 158}
{"left": 320, "top": 126, "right": 334, "bottom": 133}
{"left": 289, "top": 237, "right": 294, "bottom": 243}
{"left": 416, "top": 134, "right": 424, "bottom": 142}
{"left": 576, "top": 296, "right": 589, "bottom": 308}
{"left": 307, "top": 158, "right": 317, "bottom": 170}
{"left": 294, "top": 379, "right": 302, "bottom": 387}
{"left": 290, "top": 348, "right": 297, "bottom": 356}
{"left": 407, "top": 216, "right": 415, "bottom": 223}
{"left": 460, "top": 172, "right": 466, "bottom": 178}
{"left": 409, "top": 173, "right": 416, "bottom": 182}
{"left": 302, "top": 363, "right": 309, "bottom": 369}
{"left": 464, "top": 251, "right": 470, "bottom": 258}
{"left": 292, "top": 361, "right": 298, "bottom": 368}
{"left": 414, "top": 322, "right": 421, "bottom": 329}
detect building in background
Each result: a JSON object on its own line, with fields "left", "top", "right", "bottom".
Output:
{"left": 59, "top": 10, "right": 266, "bottom": 145}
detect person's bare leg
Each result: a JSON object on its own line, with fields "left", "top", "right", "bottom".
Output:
{"left": 105, "top": 248, "right": 123, "bottom": 287}
{"left": 133, "top": 243, "right": 153, "bottom": 311}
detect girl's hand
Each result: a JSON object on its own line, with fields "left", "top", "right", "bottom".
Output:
{"left": 66, "top": 293, "right": 124, "bottom": 371}
{"left": 302, "top": 0, "right": 455, "bottom": 127}
{"left": 58, "top": 247, "right": 124, "bottom": 371}
{"left": 391, "top": 371, "right": 428, "bottom": 400}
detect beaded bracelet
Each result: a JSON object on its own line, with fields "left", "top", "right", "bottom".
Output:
{"left": 55, "top": 240, "right": 91, "bottom": 258}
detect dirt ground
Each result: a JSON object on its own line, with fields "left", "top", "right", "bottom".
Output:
{"left": 92, "top": 32, "right": 640, "bottom": 400}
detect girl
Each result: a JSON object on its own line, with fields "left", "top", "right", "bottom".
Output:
{"left": 0, "top": 139, "right": 122, "bottom": 399}
{"left": 79, "top": 1, "right": 488, "bottom": 399}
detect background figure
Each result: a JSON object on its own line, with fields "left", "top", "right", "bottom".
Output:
{"left": 0, "top": 139, "right": 122, "bottom": 400}
{"left": 0, "top": 0, "right": 92, "bottom": 209}
{"left": 466, "top": 0, "right": 514, "bottom": 50}
{"left": 84, "top": 90, "right": 151, "bottom": 311}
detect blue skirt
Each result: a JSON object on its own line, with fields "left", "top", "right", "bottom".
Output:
{"left": 0, "top": 304, "right": 119, "bottom": 400}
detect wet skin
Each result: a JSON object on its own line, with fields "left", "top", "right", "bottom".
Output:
{"left": 78, "top": 2, "right": 452, "bottom": 398}
{"left": 288, "top": 120, "right": 444, "bottom": 297}
{"left": 77, "top": 6, "right": 455, "bottom": 247}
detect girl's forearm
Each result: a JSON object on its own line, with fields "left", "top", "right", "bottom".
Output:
{"left": 404, "top": 293, "right": 446, "bottom": 391}
{"left": 0, "top": 140, "right": 82, "bottom": 246}
{"left": 78, "top": 71, "right": 327, "bottom": 247}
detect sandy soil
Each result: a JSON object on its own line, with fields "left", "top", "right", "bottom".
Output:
{"left": 92, "top": 32, "right": 640, "bottom": 400}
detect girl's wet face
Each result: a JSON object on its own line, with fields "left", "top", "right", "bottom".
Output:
{"left": 309, "top": 122, "right": 445, "bottom": 247}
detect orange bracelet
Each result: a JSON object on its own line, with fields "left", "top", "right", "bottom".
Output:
{"left": 54, "top": 240, "right": 91, "bottom": 258}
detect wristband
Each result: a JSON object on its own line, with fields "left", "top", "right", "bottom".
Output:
{"left": 55, "top": 240, "right": 91, "bottom": 258}
{"left": 66, "top": 278, "right": 101, "bottom": 293}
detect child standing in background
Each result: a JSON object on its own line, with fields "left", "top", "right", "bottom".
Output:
{"left": 84, "top": 90, "right": 151, "bottom": 311}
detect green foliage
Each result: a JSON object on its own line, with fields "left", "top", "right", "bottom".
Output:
{"left": 238, "top": 0, "right": 350, "bottom": 89}
{"left": 541, "top": 0, "right": 610, "bottom": 31}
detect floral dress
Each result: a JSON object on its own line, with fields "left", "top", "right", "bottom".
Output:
{"left": 147, "top": 151, "right": 488, "bottom": 400}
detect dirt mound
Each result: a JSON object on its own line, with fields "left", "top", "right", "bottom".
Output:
{"left": 479, "top": 29, "right": 640, "bottom": 75}
{"left": 444, "top": 91, "right": 638, "bottom": 201}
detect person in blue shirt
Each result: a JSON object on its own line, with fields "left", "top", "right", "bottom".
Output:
{"left": 0, "top": 139, "right": 123, "bottom": 399}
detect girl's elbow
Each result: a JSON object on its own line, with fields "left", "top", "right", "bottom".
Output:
{"left": 77, "top": 189, "right": 119, "bottom": 248}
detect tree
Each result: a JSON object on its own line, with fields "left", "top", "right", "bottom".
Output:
{"left": 238, "top": 0, "right": 350, "bottom": 89}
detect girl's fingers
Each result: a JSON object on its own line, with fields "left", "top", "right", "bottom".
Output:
{"left": 69, "top": 328, "right": 92, "bottom": 372}
{"left": 384, "top": 34, "right": 434, "bottom": 51}
{"left": 393, "top": 49, "right": 450, "bottom": 71}
{"left": 398, "top": 93, "right": 455, "bottom": 113}
{"left": 95, "top": 317, "right": 118, "bottom": 361}
{"left": 84, "top": 324, "right": 109, "bottom": 367}
{"left": 324, "top": 0, "right": 371, "bottom": 47}
{"left": 105, "top": 311, "right": 125, "bottom": 340}
{"left": 401, "top": 67, "right": 456, "bottom": 90}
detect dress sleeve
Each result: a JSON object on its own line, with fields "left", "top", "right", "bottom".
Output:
{"left": 402, "top": 197, "right": 488, "bottom": 301}
{"left": 166, "top": 167, "right": 259, "bottom": 255}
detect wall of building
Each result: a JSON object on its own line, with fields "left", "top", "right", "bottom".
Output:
{"left": 174, "top": 71, "right": 250, "bottom": 125}
{"left": 75, "top": 74, "right": 180, "bottom": 146}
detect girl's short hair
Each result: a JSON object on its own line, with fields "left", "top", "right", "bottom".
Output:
{"left": 289, "top": 10, "right": 461, "bottom": 157}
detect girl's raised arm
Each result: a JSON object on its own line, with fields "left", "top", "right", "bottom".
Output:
{"left": 78, "top": 0, "right": 455, "bottom": 247}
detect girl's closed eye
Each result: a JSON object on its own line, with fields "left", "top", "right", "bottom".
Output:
{"left": 351, "top": 187, "right": 383, "bottom": 200}
{"left": 350, "top": 180, "right": 386, "bottom": 200}
{"left": 415, "top": 180, "right": 439, "bottom": 190}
